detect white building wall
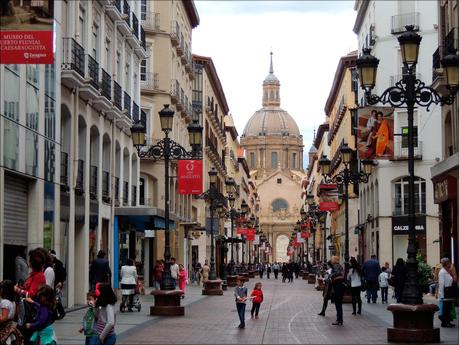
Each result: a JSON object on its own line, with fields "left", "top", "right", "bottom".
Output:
{"left": 356, "top": 0, "right": 440, "bottom": 266}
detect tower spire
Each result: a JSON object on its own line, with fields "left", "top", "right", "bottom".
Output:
{"left": 269, "top": 51, "right": 274, "bottom": 74}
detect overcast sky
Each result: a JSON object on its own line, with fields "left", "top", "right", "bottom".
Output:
{"left": 192, "top": 1, "right": 358, "bottom": 166}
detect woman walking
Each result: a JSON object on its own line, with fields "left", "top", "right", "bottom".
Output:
{"left": 318, "top": 261, "right": 333, "bottom": 316}
{"left": 348, "top": 258, "right": 362, "bottom": 315}
{"left": 120, "top": 258, "right": 137, "bottom": 312}
{"left": 329, "top": 256, "right": 345, "bottom": 326}
{"left": 391, "top": 258, "right": 407, "bottom": 303}
{"left": 202, "top": 260, "right": 210, "bottom": 283}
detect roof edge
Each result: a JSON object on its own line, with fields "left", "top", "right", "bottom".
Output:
{"left": 183, "top": 0, "right": 200, "bottom": 28}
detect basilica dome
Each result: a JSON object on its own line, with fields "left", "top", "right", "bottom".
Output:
{"left": 242, "top": 52, "right": 300, "bottom": 138}
{"left": 242, "top": 107, "right": 301, "bottom": 137}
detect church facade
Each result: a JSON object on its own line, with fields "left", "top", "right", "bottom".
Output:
{"left": 241, "top": 54, "right": 305, "bottom": 263}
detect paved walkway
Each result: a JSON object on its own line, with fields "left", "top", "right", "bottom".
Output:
{"left": 54, "top": 278, "right": 458, "bottom": 344}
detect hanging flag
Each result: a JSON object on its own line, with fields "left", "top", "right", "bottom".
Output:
{"left": 319, "top": 183, "right": 339, "bottom": 211}
{"left": 236, "top": 228, "right": 247, "bottom": 235}
{"left": 178, "top": 160, "right": 203, "bottom": 194}
{"left": 301, "top": 231, "right": 312, "bottom": 239}
{"left": 246, "top": 231, "right": 255, "bottom": 241}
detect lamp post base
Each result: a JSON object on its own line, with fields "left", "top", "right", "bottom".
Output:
{"left": 202, "top": 279, "right": 223, "bottom": 295}
{"left": 248, "top": 270, "right": 256, "bottom": 278}
{"left": 239, "top": 272, "right": 250, "bottom": 282}
{"left": 150, "top": 290, "right": 184, "bottom": 316}
{"left": 226, "top": 275, "right": 239, "bottom": 287}
{"left": 387, "top": 303, "right": 439, "bottom": 343}
{"left": 307, "top": 274, "right": 316, "bottom": 284}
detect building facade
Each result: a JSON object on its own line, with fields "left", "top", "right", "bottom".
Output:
{"left": 354, "top": 0, "right": 441, "bottom": 266}
{"left": 430, "top": 0, "right": 458, "bottom": 272}
{"left": 240, "top": 54, "right": 305, "bottom": 263}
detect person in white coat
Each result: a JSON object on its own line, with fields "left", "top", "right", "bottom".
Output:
{"left": 438, "top": 257, "right": 456, "bottom": 328}
{"left": 120, "top": 258, "right": 138, "bottom": 312}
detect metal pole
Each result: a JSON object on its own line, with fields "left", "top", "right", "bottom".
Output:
{"left": 323, "top": 224, "right": 327, "bottom": 263}
{"left": 344, "top": 169, "right": 350, "bottom": 273}
{"left": 401, "top": 72, "right": 422, "bottom": 305}
{"left": 209, "top": 201, "right": 217, "bottom": 280}
{"left": 230, "top": 210, "right": 234, "bottom": 264}
{"left": 313, "top": 229, "right": 316, "bottom": 265}
{"left": 161, "top": 132, "right": 174, "bottom": 290}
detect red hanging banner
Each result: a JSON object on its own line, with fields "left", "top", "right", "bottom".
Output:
{"left": 301, "top": 231, "right": 311, "bottom": 239}
{"left": 178, "top": 160, "right": 202, "bottom": 195}
{"left": 236, "top": 228, "right": 247, "bottom": 235}
{"left": 246, "top": 232, "right": 255, "bottom": 241}
{"left": 319, "top": 202, "right": 340, "bottom": 211}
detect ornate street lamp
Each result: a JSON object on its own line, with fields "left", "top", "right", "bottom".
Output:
{"left": 356, "top": 25, "right": 458, "bottom": 342}
{"left": 132, "top": 104, "right": 202, "bottom": 291}
{"left": 318, "top": 144, "right": 374, "bottom": 271}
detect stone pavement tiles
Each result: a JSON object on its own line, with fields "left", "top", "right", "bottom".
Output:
{"left": 55, "top": 279, "right": 459, "bottom": 344}
{"left": 53, "top": 285, "right": 206, "bottom": 344}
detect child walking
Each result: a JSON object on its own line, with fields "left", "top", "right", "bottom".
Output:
{"left": 91, "top": 283, "right": 117, "bottom": 345}
{"left": 250, "top": 282, "right": 264, "bottom": 319}
{"left": 25, "top": 285, "right": 57, "bottom": 345}
{"left": 234, "top": 278, "right": 248, "bottom": 329}
{"left": 379, "top": 267, "right": 389, "bottom": 303}
{"left": 79, "top": 292, "right": 97, "bottom": 345}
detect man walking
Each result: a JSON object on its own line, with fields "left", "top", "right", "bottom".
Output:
{"left": 272, "top": 262, "right": 280, "bottom": 279}
{"left": 89, "top": 250, "right": 112, "bottom": 290}
{"left": 362, "top": 254, "right": 381, "bottom": 303}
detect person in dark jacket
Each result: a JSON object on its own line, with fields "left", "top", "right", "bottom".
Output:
{"left": 89, "top": 250, "right": 112, "bottom": 291}
{"left": 391, "top": 258, "right": 407, "bottom": 303}
{"left": 362, "top": 254, "right": 381, "bottom": 303}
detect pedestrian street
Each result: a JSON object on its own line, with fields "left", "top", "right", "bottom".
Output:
{"left": 53, "top": 277, "right": 457, "bottom": 344}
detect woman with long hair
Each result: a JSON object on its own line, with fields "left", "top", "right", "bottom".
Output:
{"left": 348, "top": 258, "right": 362, "bottom": 315}
{"left": 391, "top": 258, "right": 407, "bottom": 303}
{"left": 329, "top": 256, "right": 345, "bottom": 325}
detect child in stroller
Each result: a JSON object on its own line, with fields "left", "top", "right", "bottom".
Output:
{"left": 120, "top": 259, "right": 141, "bottom": 312}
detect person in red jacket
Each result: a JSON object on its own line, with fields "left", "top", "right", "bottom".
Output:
{"left": 250, "top": 282, "right": 264, "bottom": 319}
{"left": 14, "top": 248, "right": 46, "bottom": 299}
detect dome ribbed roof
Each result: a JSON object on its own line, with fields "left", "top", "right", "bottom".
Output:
{"left": 242, "top": 107, "right": 300, "bottom": 137}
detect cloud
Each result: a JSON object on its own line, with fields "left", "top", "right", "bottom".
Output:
{"left": 193, "top": 1, "right": 357, "bottom": 166}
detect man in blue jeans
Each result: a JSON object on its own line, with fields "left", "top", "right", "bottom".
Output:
{"left": 362, "top": 254, "right": 381, "bottom": 303}
{"left": 234, "top": 278, "right": 248, "bottom": 328}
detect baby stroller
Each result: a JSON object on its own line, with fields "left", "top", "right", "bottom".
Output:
{"left": 120, "top": 283, "right": 141, "bottom": 312}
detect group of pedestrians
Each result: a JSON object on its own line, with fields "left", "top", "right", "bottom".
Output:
{"left": 0, "top": 247, "right": 67, "bottom": 345}
{"left": 153, "top": 257, "right": 190, "bottom": 297}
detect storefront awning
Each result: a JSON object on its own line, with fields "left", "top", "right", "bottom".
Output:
{"left": 115, "top": 206, "right": 176, "bottom": 230}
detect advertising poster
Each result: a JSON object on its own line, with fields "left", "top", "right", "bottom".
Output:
{"left": 319, "top": 183, "right": 339, "bottom": 211}
{"left": 178, "top": 160, "right": 203, "bottom": 195}
{"left": 1, "top": 0, "right": 54, "bottom": 64}
{"left": 357, "top": 106, "right": 394, "bottom": 160}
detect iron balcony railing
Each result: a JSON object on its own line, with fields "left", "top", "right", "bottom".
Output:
{"left": 394, "top": 139, "right": 423, "bottom": 159}
{"left": 131, "top": 186, "right": 137, "bottom": 206}
{"left": 102, "top": 171, "right": 110, "bottom": 202}
{"left": 140, "top": 26, "right": 146, "bottom": 50}
{"left": 132, "top": 12, "right": 139, "bottom": 39}
{"left": 142, "top": 12, "right": 160, "bottom": 31}
{"left": 90, "top": 165, "right": 98, "bottom": 199}
{"left": 113, "top": 81, "right": 122, "bottom": 110}
{"left": 170, "top": 20, "right": 180, "bottom": 42}
{"left": 141, "top": 72, "right": 159, "bottom": 90}
{"left": 124, "top": 91, "right": 131, "bottom": 119}
{"left": 62, "top": 38, "right": 85, "bottom": 77}
{"left": 100, "top": 68, "right": 111, "bottom": 100}
{"left": 76, "top": 159, "right": 85, "bottom": 193}
{"left": 113, "top": 0, "right": 121, "bottom": 12}
{"left": 123, "top": 0, "right": 130, "bottom": 26}
{"left": 61, "top": 152, "right": 69, "bottom": 186}
{"left": 123, "top": 181, "right": 129, "bottom": 206}
{"left": 445, "top": 27, "right": 458, "bottom": 53}
{"left": 132, "top": 102, "right": 140, "bottom": 122}
{"left": 86, "top": 54, "right": 99, "bottom": 89}
{"left": 115, "top": 177, "right": 120, "bottom": 202}
{"left": 391, "top": 12, "right": 420, "bottom": 34}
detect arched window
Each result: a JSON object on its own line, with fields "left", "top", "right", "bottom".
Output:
{"left": 272, "top": 198, "right": 288, "bottom": 212}
{"left": 393, "top": 176, "right": 426, "bottom": 215}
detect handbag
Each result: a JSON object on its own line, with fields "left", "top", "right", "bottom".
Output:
{"left": 331, "top": 272, "right": 345, "bottom": 284}
{"left": 17, "top": 298, "right": 38, "bottom": 327}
